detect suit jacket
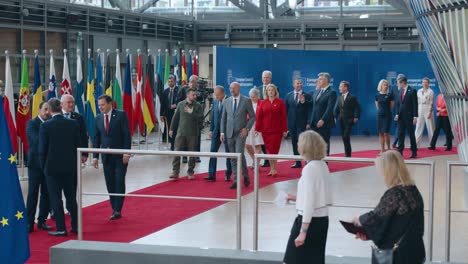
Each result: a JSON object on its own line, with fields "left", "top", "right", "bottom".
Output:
{"left": 285, "top": 91, "right": 311, "bottom": 131}
{"left": 67, "top": 111, "right": 88, "bottom": 156}
{"left": 38, "top": 115, "right": 80, "bottom": 176}
{"left": 334, "top": 93, "right": 361, "bottom": 123}
{"left": 161, "top": 86, "right": 179, "bottom": 117}
{"left": 309, "top": 86, "right": 337, "bottom": 129}
{"left": 221, "top": 95, "right": 256, "bottom": 138}
{"left": 26, "top": 117, "right": 43, "bottom": 169}
{"left": 93, "top": 109, "right": 131, "bottom": 161}
{"left": 395, "top": 86, "right": 418, "bottom": 121}
{"left": 210, "top": 98, "right": 225, "bottom": 135}
{"left": 255, "top": 84, "right": 268, "bottom": 100}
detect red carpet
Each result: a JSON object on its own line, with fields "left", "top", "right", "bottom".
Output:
{"left": 27, "top": 147, "right": 457, "bottom": 263}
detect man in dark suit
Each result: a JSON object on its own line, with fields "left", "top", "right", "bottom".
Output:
{"left": 205, "top": 85, "right": 232, "bottom": 181}
{"left": 255, "top": 70, "right": 272, "bottom": 167}
{"left": 391, "top": 74, "right": 405, "bottom": 148}
{"left": 394, "top": 75, "right": 418, "bottom": 158}
{"left": 39, "top": 98, "right": 80, "bottom": 236}
{"left": 61, "top": 94, "right": 88, "bottom": 163}
{"left": 26, "top": 101, "right": 52, "bottom": 233}
{"left": 93, "top": 94, "right": 132, "bottom": 220}
{"left": 308, "top": 72, "right": 337, "bottom": 155}
{"left": 333, "top": 81, "right": 361, "bottom": 157}
{"left": 285, "top": 78, "right": 310, "bottom": 168}
{"left": 161, "top": 75, "right": 179, "bottom": 150}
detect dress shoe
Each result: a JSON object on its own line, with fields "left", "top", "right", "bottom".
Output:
{"left": 261, "top": 161, "right": 270, "bottom": 167}
{"left": 28, "top": 224, "right": 34, "bottom": 233}
{"left": 225, "top": 176, "right": 231, "bottom": 182}
{"left": 195, "top": 157, "right": 201, "bottom": 163}
{"left": 48, "top": 231, "right": 67, "bottom": 237}
{"left": 392, "top": 143, "right": 397, "bottom": 149}
{"left": 70, "top": 229, "right": 78, "bottom": 235}
{"left": 182, "top": 157, "right": 188, "bottom": 163}
{"left": 244, "top": 179, "right": 250, "bottom": 188}
{"left": 428, "top": 146, "right": 435, "bottom": 150}
{"left": 169, "top": 173, "right": 179, "bottom": 180}
{"left": 409, "top": 152, "right": 417, "bottom": 159}
{"left": 445, "top": 148, "right": 452, "bottom": 151}
{"left": 37, "top": 222, "right": 53, "bottom": 231}
{"left": 444, "top": 143, "right": 447, "bottom": 146}
{"left": 110, "top": 212, "right": 122, "bottom": 220}
{"left": 291, "top": 163, "right": 301, "bottom": 169}
{"left": 229, "top": 183, "right": 237, "bottom": 189}
{"left": 204, "top": 176, "right": 216, "bottom": 181}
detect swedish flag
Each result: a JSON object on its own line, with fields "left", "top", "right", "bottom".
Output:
{"left": 0, "top": 95, "right": 30, "bottom": 263}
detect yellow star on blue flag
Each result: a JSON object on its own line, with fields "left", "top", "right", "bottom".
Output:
{"left": 0, "top": 95, "right": 30, "bottom": 263}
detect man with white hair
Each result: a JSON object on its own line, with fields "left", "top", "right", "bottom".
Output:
{"left": 61, "top": 94, "right": 88, "bottom": 163}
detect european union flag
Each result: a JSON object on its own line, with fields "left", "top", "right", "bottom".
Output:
{"left": 0, "top": 95, "right": 30, "bottom": 263}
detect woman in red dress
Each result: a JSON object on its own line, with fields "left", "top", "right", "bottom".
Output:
{"left": 255, "top": 84, "right": 288, "bottom": 176}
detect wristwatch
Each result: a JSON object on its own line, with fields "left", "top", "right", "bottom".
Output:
{"left": 300, "top": 227, "right": 308, "bottom": 233}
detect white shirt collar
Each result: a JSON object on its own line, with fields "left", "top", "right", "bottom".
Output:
{"left": 38, "top": 116, "right": 45, "bottom": 122}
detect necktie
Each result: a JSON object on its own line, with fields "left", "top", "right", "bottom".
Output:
{"left": 218, "top": 101, "right": 221, "bottom": 114}
{"left": 169, "top": 89, "right": 174, "bottom": 104}
{"left": 295, "top": 93, "right": 299, "bottom": 104}
{"left": 401, "top": 89, "right": 405, "bottom": 102}
{"left": 316, "top": 89, "right": 324, "bottom": 101}
{"left": 233, "top": 98, "right": 237, "bottom": 113}
{"left": 64, "top": 112, "right": 70, "bottom": 119}
{"left": 105, "top": 114, "right": 110, "bottom": 135}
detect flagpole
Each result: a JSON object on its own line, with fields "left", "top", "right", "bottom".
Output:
{"left": 145, "top": 49, "right": 150, "bottom": 150}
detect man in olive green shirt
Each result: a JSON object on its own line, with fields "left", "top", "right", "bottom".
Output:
{"left": 169, "top": 88, "right": 203, "bottom": 180}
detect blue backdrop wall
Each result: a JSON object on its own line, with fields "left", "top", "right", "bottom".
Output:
{"left": 214, "top": 46, "right": 438, "bottom": 136}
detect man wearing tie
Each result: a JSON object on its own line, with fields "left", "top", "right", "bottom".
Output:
{"left": 26, "top": 102, "right": 52, "bottom": 233}
{"left": 93, "top": 95, "right": 132, "bottom": 220}
{"left": 221, "top": 82, "right": 256, "bottom": 189}
{"left": 61, "top": 94, "right": 88, "bottom": 163}
{"left": 161, "top": 75, "right": 179, "bottom": 150}
{"left": 394, "top": 75, "right": 418, "bottom": 158}
{"left": 255, "top": 70, "right": 272, "bottom": 167}
{"left": 333, "top": 81, "right": 361, "bottom": 157}
{"left": 309, "top": 72, "right": 337, "bottom": 155}
{"left": 285, "top": 78, "right": 310, "bottom": 168}
{"left": 39, "top": 98, "right": 80, "bottom": 236}
{"left": 205, "top": 86, "right": 232, "bottom": 181}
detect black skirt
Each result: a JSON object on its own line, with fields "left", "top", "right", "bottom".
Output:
{"left": 283, "top": 215, "right": 329, "bottom": 264}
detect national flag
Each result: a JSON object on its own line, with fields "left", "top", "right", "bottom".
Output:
{"left": 192, "top": 50, "right": 198, "bottom": 76}
{"left": 123, "top": 53, "right": 135, "bottom": 136}
{"left": 85, "top": 51, "right": 96, "bottom": 139}
{"left": 143, "top": 55, "right": 155, "bottom": 135}
{"left": 134, "top": 53, "right": 144, "bottom": 135}
{"left": 105, "top": 52, "right": 112, "bottom": 97}
{"left": 75, "top": 50, "right": 85, "bottom": 114}
{"left": 181, "top": 50, "right": 187, "bottom": 85}
{"left": 0, "top": 96, "right": 30, "bottom": 263}
{"left": 31, "top": 52, "right": 43, "bottom": 119}
{"left": 16, "top": 52, "right": 30, "bottom": 154}
{"left": 187, "top": 50, "right": 193, "bottom": 79}
{"left": 3, "top": 51, "right": 18, "bottom": 153}
{"left": 48, "top": 51, "right": 57, "bottom": 99}
{"left": 163, "top": 49, "right": 170, "bottom": 88}
{"left": 95, "top": 52, "right": 103, "bottom": 114}
{"left": 154, "top": 52, "right": 164, "bottom": 133}
{"left": 173, "top": 50, "right": 179, "bottom": 84}
{"left": 113, "top": 51, "right": 123, "bottom": 109}
{"left": 60, "top": 50, "right": 72, "bottom": 96}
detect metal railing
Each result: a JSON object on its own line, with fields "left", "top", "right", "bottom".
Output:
{"left": 253, "top": 154, "right": 435, "bottom": 261}
{"left": 76, "top": 148, "right": 243, "bottom": 249}
{"left": 445, "top": 161, "right": 468, "bottom": 262}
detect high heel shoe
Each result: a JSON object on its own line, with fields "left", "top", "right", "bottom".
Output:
{"left": 267, "top": 171, "right": 273, "bottom": 176}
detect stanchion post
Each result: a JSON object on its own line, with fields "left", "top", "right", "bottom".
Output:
{"left": 77, "top": 149, "right": 83, "bottom": 240}
{"left": 445, "top": 162, "right": 452, "bottom": 262}
{"left": 428, "top": 161, "right": 434, "bottom": 261}
{"left": 236, "top": 153, "right": 242, "bottom": 250}
{"left": 253, "top": 154, "right": 259, "bottom": 251}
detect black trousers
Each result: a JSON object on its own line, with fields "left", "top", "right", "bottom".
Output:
{"left": 340, "top": 119, "right": 353, "bottom": 157}
{"left": 46, "top": 173, "right": 77, "bottom": 231}
{"left": 26, "top": 167, "right": 50, "bottom": 225}
{"left": 312, "top": 126, "right": 331, "bottom": 156}
{"left": 290, "top": 126, "right": 306, "bottom": 164}
{"left": 284, "top": 215, "right": 329, "bottom": 264}
{"left": 103, "top": 157, "right": 128, "bottom": 213}
{"left": 397, "top": 117, "right": 417, "bottom": 153}
{"left": 430, "top": 116, "right": 453, "bottom": 148}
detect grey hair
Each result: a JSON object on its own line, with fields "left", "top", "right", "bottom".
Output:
{"left": 318, "top": 72, "right": 331, "bottom": 83}
{"left": 214, "top": 85, "right": 225, "bottom": 93}
{"left": 249, "top": 88, "right": 260, "bottom": 97}
{"left": 262, "top": 70, "right": 272, "bottom": 77}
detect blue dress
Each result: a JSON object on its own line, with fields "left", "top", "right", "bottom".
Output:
{"left": 375, "top": 93, "right": 394, "bottom": 133}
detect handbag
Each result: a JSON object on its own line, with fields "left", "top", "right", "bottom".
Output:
{"left": 371, "top": 188, "right": 413, "bottom": 264}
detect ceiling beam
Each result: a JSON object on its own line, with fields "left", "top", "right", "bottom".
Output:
{"left": 228, "top": 0, "right": 265, "bottom": 18}
{"left": 271, "top": 0, "right": 305, "bottom": 17}
{"left": 384, "top": 0, "right": 410, "bottom": 15}
{"left": 135, "top": 0, "right": 160, "bottom": 13}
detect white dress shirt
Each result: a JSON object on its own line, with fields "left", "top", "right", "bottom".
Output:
{"left": 296, "top": 160, "right": 330, "bottom": 222}
{"left": 103, "top": 109, "right": 113, "bottom": 127}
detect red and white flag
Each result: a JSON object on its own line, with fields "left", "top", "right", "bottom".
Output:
{"left": 60, "top": 49, "right": 72, "bottom": 96}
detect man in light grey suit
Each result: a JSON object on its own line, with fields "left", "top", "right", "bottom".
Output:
{"left": 221, "top": 82, "right": 256, "bottom": 189}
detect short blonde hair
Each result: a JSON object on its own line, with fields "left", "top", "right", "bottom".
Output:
{"left": 375, "top": 150, "right": 415, "bottom": 187}
{"left": 298, "top": 130, "right": 326, "bottom": 161}
{"left": 377, "top": 79, "right": 389, "bottom": 93}
{"left": 266, "top": 84, "right": 279, "bottom": 99}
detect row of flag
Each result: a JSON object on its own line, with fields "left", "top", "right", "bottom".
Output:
{"left": 2, "top": 48, "right": 199, "bottom": 155}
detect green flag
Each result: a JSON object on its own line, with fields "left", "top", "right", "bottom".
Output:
{"left": 113, "top": 52, "right": 123, "bottom": 109}
{"left": 164, "top": 49, "right": 170, "bottom": 87}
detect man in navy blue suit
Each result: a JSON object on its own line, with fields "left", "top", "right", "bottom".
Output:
{"left": 285, "top": 78, "right": 311, "bottom": 168}
{"left": 161, "top": 75, "right": 179, "bottom": 150}
{"left": 39, "top": 98, "right": 80, "bottom": 236}
{"left": 205, "top": 86, "right": 232, "bottom": 181}
{"left": 26, "top": 101, "right": 52, "bottom": 233}
{"left": 394, "top": 75, "right": 418, "bottom": 158}
{"left": 309, "top": 72, "right": 337, "bottom": 155}
{"left": 93, "top": 94, "right": 131, "bottom": 220}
